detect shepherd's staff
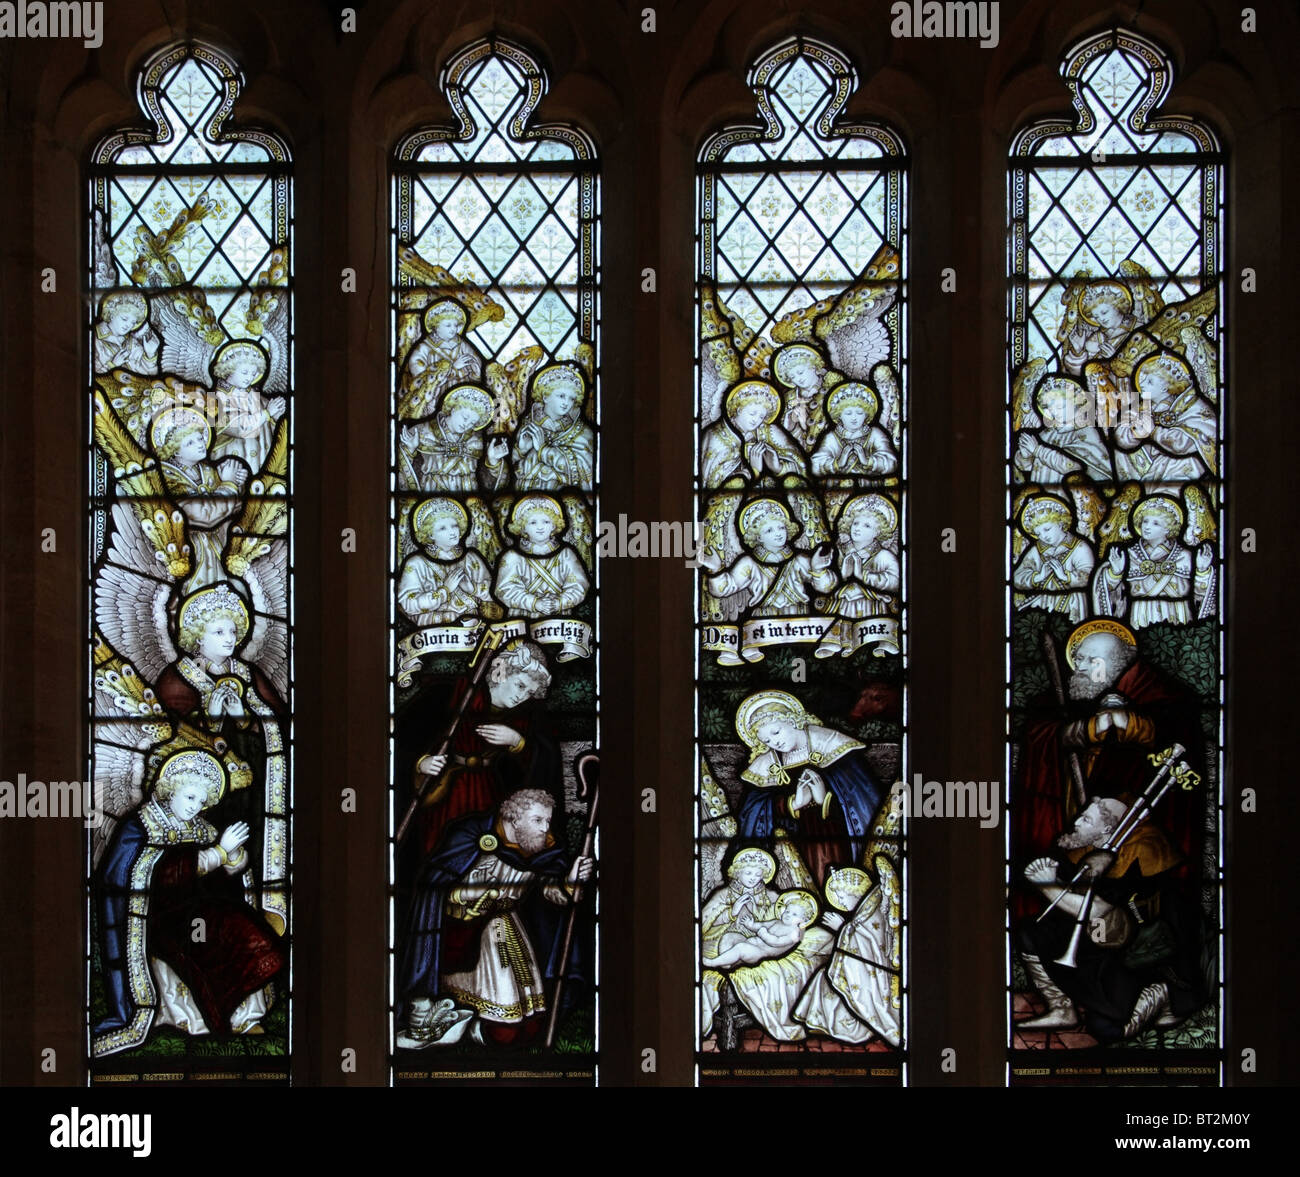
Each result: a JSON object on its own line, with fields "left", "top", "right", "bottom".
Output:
{"left": 394, "top": 622, "right": 513, "bottom": 846}
{"left": 1042, "top": 630, "right": 1089, "bottom": 815}
{"left": 546, "top": 752, "right": 598, "bottom": 1048}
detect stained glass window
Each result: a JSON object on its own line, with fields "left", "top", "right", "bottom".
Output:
{"left": 694, "top": 36, "right": 907, "bottom": 1085}
{"left": 87, "top": 43, "right": 293, "bottom": 1081}
{"left": 1007, "top": 29, "right": 1223, "bottom": 1084}
{"left": 389, "top": 37, "right": 600, "bottom": 1085}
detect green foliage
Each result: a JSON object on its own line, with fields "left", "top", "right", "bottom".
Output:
{"left": 1011, "top": 611, "right": 1219, "bottom": 709}
{"left": 1120, "top": 1001, "right": 1217, "bottom": 1050}
{"left": 700, "top": 701, "right": 730, "bottom": 741}
{"left": 541, "top": 1003, "right": 595, "bottom": 1055}
{"left": 1138, "top": 621, "right": 1218, "bottom": 704}
{"left": 548, "top": 671, "right": 595, "bottom": 713}
{"left": 1010, "top": 610, "right": 1073, "bottom": 710}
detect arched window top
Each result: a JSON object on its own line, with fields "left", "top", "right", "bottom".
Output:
{"left": 93, "top": 42, "right": 289, "bottom": 168}
{"left": 1012, "top": 28, "right": 1218, "bottom": 160}
{"left": 700, "top": 36, "right": 905, "bottom": 167}
{"left": 396, "top": 37, "right": 595, "bottom": 166}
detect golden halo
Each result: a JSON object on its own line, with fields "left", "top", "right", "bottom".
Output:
{"left": 509, "top": 493, "right": 565, "bottom": 537}
{"left": 413, "top": 497, "right": 469, "bottom": 544}
{"left": 772, "top": 343, "right": 822, "bottom": 384}
{"left": 735, "top": 689, "right": 816, "bottom": 750}
{"left": 824, "top": 866, "right": 872, "bottom": 912}
{"left": 439, "top": 384, "right": 494, "bottom": 429}
{"left": 154, "top": 749, "right": 226, "bottom": 807}
{"left": 827, "top": 382, "right": 879, "bottom": 421}
{"left": 778, "top": 889, "right": 820, "bottom": 925}
{"left": 841, "top": 493, "right": 898, "bottom": 539}
{"left": 729, "top": 847, "right": 777, "bottom": 885}
{"left": 1078, "top": 280, "right": 1133, "bottom": 327}
{"left": 724, "top": 380, "right": 782, "bottom": 425}
{"left": 150, "top": 406, "right": 212, "bottom": 456}
{"left": 1065, "top": 618, "right": 1136, "bottom": 669}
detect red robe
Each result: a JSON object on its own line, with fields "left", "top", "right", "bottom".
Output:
{"left": 412, "top": 678, "right": 560, "bottom": 854}
{"left": 148, "top": 846, "right": 286, "bottom": 1030}
{"left": 1012, "top": 659, "right": 1203, "bottom": 917}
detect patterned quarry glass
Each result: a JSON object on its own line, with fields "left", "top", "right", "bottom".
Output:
{"left": 389, "top": 38, "right": 600, "bottom": 1086}
{"left": 87, "top": 42, "right": 294, "bottom": 1081}
{"left": 1007, "top": 29, "right": 1224, "bottom": 1085}
{"left": 695, "top": 36, "right": 908, "bottom": 1086}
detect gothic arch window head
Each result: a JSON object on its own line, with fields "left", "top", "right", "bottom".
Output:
{"left": 389, "top": 36, "right": 600, "bottom": 1085}
{"left": 87, "top": 41, "right": 294, "bottom": 1081}
{"left": 694, "top": 35, "right": 908, "bottom": 1085}
{"left": 1006, "top": 29, "right": 1224, "bottom": 1083}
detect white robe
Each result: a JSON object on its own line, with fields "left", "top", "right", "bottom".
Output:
{"left": 811, "top": 426, "right": 898, "bottom": 478}
{"left": 793, "top": 856, "right": 903, "bottom": 1046}
{"left": 442, "top": 851, "right": 569, "bottom": 1023}
{"left": 1013, "top": 536, "right": 1095, "bottom": 620}
{"left": 494, "top": 544, "right": 590, "bottom": 618}
{"left": 397, "top": 550, "right": 494, "bottom": 625}
{"left": 1113, "top": 392, "right": 1217, "bottom": 482}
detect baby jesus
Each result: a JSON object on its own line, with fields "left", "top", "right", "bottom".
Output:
{"left": 709, "top": 890, "right": 819, "bottom": 970}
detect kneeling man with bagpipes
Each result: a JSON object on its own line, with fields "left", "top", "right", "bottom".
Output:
{"left": 1016, "top": 745, "right": 1213, "bottom": 1043}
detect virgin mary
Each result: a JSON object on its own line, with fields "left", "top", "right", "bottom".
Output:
{"left": 732, "top": 690, "right": 887, "bottom": 890}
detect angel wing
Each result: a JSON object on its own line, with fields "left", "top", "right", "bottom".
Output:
{"left": 486, "top": 345, "right": 546, "bottom": 433}
{"left": 95, "top": 504, "right": 179, "bottom": 684}
{"left": 699, "top": 760, "right": 734, "bottom": 823}
{"left": 572, "top": 341, "right": 597, "bottom": 422}
{"left": 701, "top": 495, "right": 742, "bottom": 568}
{"left": 1010, "top": 488, "right": 1039, "bottom": 563}
{"left": 1082, "top": 360, "right": 1133, "bottom": 425}
{"left": 698, "top": 760, "right": 735, "bottom": 895}
{"left": 246, "top": 248, "right": 291, "bottom": 393}
{"left": 95, "top": 370, "right": 202, "bottom": 447}
{"left": 871, "top": 362, "right": 904, "bottom": 449}
{"left": 774, "top": 246, "right": 900, "bottom": 383}
{"left": 699, "top": 494, "right": 744, "bottom": 622}
{"left": 1183, "top": 484, "right": 1217, "bottom": 547}
{"left": 466, "top": 496, "right": 503, "bottom": 567}
{"left": 396, "top": 305, "right": 425, "bottom": 374}
{"left": 1179, "top": 325, "right": 1218, "bottom": 405}
{"left": 1056, "top": 274, "right": 1090, "bottom": 348}
{"left": 397, "top": 248, "right": 504, "bottom": 326}
{"left": 92, "top": 731, "right": 152, "bottom": 823}
{"left": 1065, "top": 477, "right": 1107, "bottom": 542}
{"left": 700, "top": 285, "right": 776, "bottom": 418}
{"left": 1011, "top": 357, "right": 1047, "bottom": 432}
{"left": 93, "top": 389, "right": 194, "bottom": 584}
{"left": 129, "top": 194, "right": 215, "bottom": 287}
{"left": 562, "top": 494, "right": 595, "bottom": 569}
{"left": 788, "top": 488, "right": 831, "bottom": 549}
{"left": 225, "top": 419, "right": 290, "bottom": 577}
{"left": 91, "top": 207, "right": 118, "bottom": 288}
{"left": 154, "top": 291, "right": 221, "bottom": 384}
{"left": 699, "top": 284, "right": 747, "bottom": 425}
{"left": 91, "top": 631, "right": 175, "bottom": 851}
{"left": 242, "top": 543, "right": 290, "bottom": 701}
{"left": 815, "top": 289, "right": 894, "bottom": 382}
{"left": 1095, "top": 483, "right": 1143, "bottom": 560}
{"left": 90, "top": 739, "right": 146, "bottom": 867}
{"left": 1117, "top": 259, "right": 1165, "bottom": 328}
